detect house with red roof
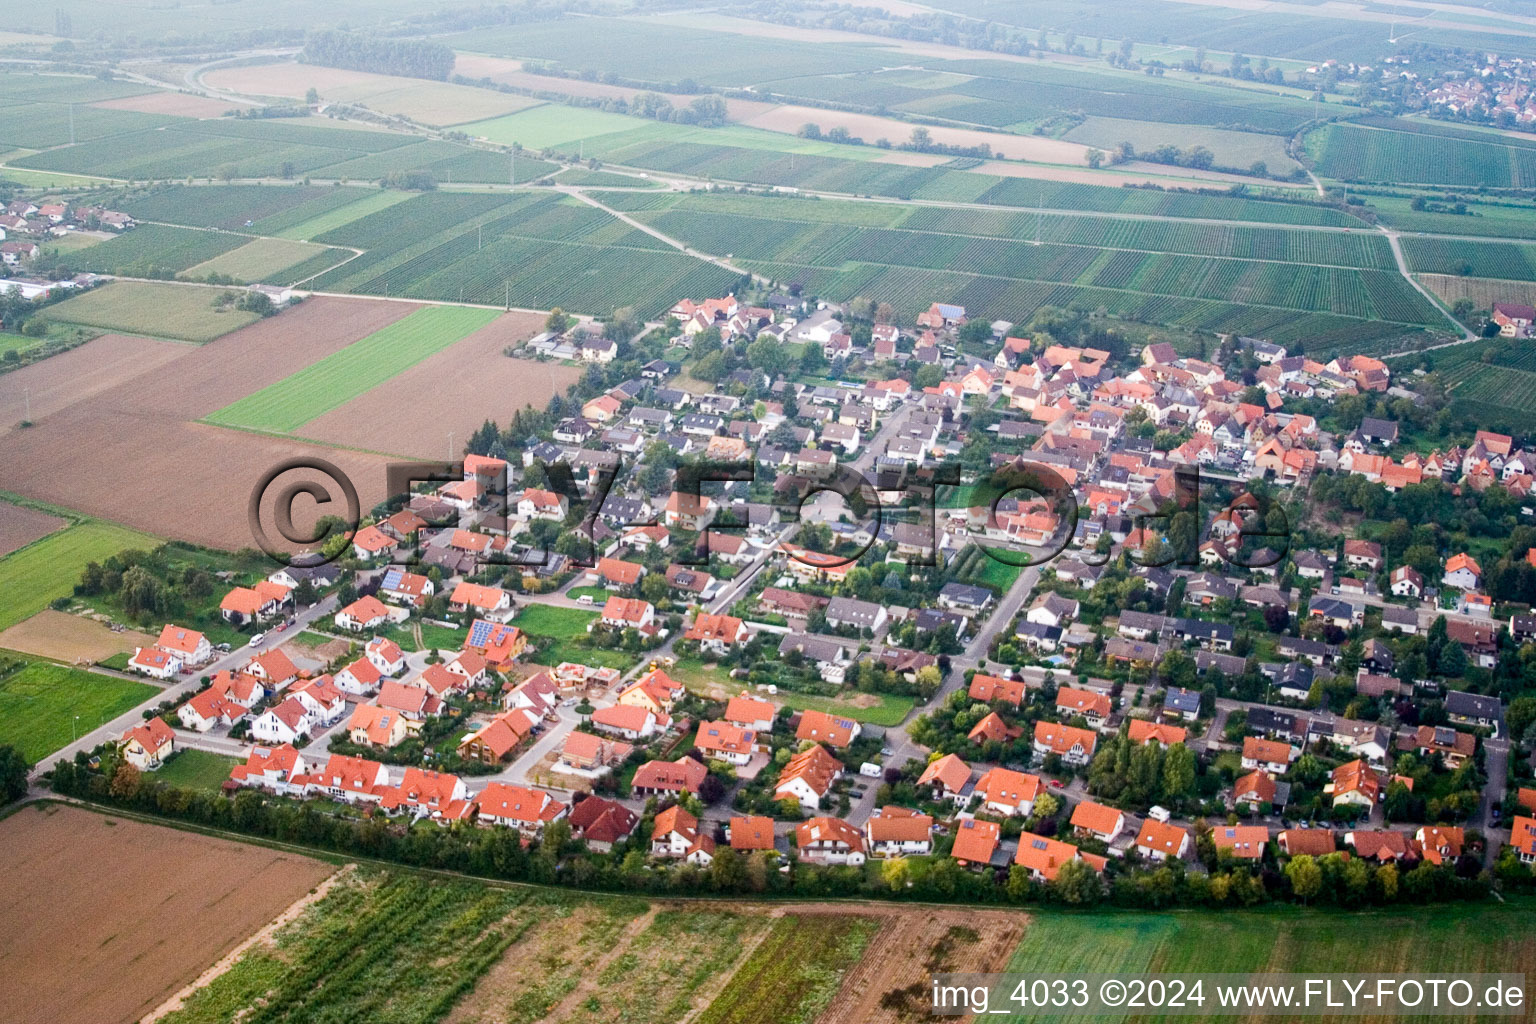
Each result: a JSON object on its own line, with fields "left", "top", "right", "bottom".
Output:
{"left": 864, "top": 806, "right": 934, "bottom": 857}
{"left": 795, "top": 709, "right": 860, "bottom": 748}
{"left": 568, "top": 795, "right": 638, "bottom": 851}
{"left": 685, "top": 613, "right": 747, "bottom": 654}
{"left": 1016, "top": 834, "right": 1106, "bottom": 882}
{"left": 975, "top": 767, "right": 1041, "bottom": 817}
{"left": 653, "top": 804, "right": 715, "bottom": 865}
{"left": 695, "top": 720, "right": 757, "bottom": 766}
{"left": 120, "top": 718, "right": 175, "bottom": 770}
{"left": 458, "top": 709, "right": 537, "bottom": 764}
{"left": 336, "top": 595, "right": 393, "bottom": 632}
{"left": 916, "top": 753, "right": 973, "bottom": 802}
{"left": 796, "top": 816, "right": 866, "bottom": 866}
{"left": 306, "top": 753, "right": 390, "bottom": 805}
{"left": 1033, "top": 720, "right": 1097, "bottom": 766}
{"left": 379, "top": 768, "right": 473, "bottom": 823}
{"left": 591, "top": 702, "right": 665, "bottom": 740}
{"left": 477, "top": 782, "right": 566, "bottom": 836}
{"left": 632, "top": 756, "right": 708, "bottom": 797}
{"left": 1070, "top": 800, "right": 1125, "bottom": 843}
{"left": 155, "top": 625, "right": 210, "bottom": 664}
{"left": 774, "top": 744, "right": 843, "bottom": 812}
{"left": 728, "top": 814, "right": 777, "bottom": 853}
{"left": 228, "top": 744, "right": 307, "bottom": 795}
{"left": 950, "top": 818, "right": 1000, "bottom": 868}
{"left": 1135, "top": 818, "right": 1191, "bottom": 861}
{"left": 601, "top": 596, "right": 657, "bottom": 634}
{"left": 129, "top": 646, "right": 182, "bottom": 680}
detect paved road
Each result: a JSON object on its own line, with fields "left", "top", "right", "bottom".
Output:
{"left": 25, "top": 590, "right": 341, "bottom": 784}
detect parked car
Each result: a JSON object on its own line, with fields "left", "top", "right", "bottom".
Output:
{"left": 248, "top": 632, "right": 266, "bottom": 647}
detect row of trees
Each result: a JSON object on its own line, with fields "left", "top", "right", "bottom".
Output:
{"left": 302, "top": 30, "right": 455, "bottom": 81}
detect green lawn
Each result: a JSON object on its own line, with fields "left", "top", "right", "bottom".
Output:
{"left": 206, "top": 305, "right": 499, "bottom": 433}
{"left": 0, "top": 659, "right": 158, "bottom": 764}
{"left": 0, "top": 520, "right": 161, "bottom": 632}
{"left": 565, "top": 585, "right": 610, "bottom": 603}
{"left": 38, "top": 280, "right": 260, "bottom": 342}
{"left": 670, "top": 657, "right": 914, "bottom": 727}
{"left": 516, "top": 603, "right": 599, "bottom": 638}
{"left": 154, "top": 748, "right": 239, "bottom": 791}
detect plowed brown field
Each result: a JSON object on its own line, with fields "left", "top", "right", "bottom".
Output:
{"left": 0, "top": 297, "right": 414, "bottom": 547}
{"left": 300, "top": 310, "right": 579, "bottom": 458}
{"left": 0, "top": 803, "right": 332, "bottom": 1024}
{"left": 0, "top": 499, "right": 65, "bottom": 556}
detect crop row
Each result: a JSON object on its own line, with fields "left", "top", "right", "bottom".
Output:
{"left": 1315, "top": 122, "right": 1536, "bottom": 187}
{"left": 1401, "top": 237, "right": 1536, "bottom": 281}
{"left": 68, "top": 224, "right": 247, "bottom": 276}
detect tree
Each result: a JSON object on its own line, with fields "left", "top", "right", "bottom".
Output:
{"left": 305, "top": 86, "right": 319, "bottom": 104}
{"left": 1161, "top": 743, "right": 1195, "bottom": 800}
{"left": 545, "top": 308, "right": 573, "bottom": 334}
{"left": 1053, "top": 858, "right": 1101, "bottom": 904}
{"left": 1286, "top": 854, "right": 1322, "bottom": 904}
{"left": 1086, "top": 148, "right": 1105, "bottom": 169}
{"left": 799, "top": 122, "right": 822, "bottom": 140}
{"left": 640, "top": 573, "right": 668, "bottom": 604}
{"left": 0, "top": 744, "right": 26, "bottom": 803}
{"left": 908, "top": 126, "right": 933, "bottom": 151}
{"left": 882, "top": 855, "right": 910, "bottom": 892}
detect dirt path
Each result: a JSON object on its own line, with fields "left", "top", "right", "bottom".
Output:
{"left": 138, "top": 864, "right": 353, "bottom": 1024}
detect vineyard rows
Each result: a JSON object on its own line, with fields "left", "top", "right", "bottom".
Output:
{"left": 1401, "top": 237, "right": 1536, "bottom": 281}
{"left": 1314, "top": 122, "right": 1536, "bottom": 187}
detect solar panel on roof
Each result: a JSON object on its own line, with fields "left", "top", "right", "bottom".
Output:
{"left": 382, "top": 569, "right": 403, "bottom": 590}
{"left": 1031, "top": 838, "right": 1048, "bottom": 850}
{"left": 469, "top": 621, "right": 493, "bottom": 645}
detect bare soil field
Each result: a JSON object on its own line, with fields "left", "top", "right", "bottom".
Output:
{"left": 972, "top": 157, "right": 1300, "bottom": 190}
{"left": 0, "top": 333, "right": 191, "bottom": 427}
{"left": 0, "top": 803, "right": 332, "bottom": 1024}
{"left": 0, "top": 608, "right": 153, "bottom": 663}
{"left": 300, "top": 311, "right": 580, "bottom": 458}
{"left": 0, "top": 499, "right": 65, "bottom": 556}
{"left": 0, "top": 297, "right": 414, "bottom": 547}
{"left": 743, "top": 105, "right": 1090, "bottom": 163}
{"left": 813, "top": 906, "right": 1026, "bottom": 1024}
{"left": 204, "top": 63, "right": 542, "bottom": 125}
{"left": 451, "top": 55, "right": 775, "bottom": 122}
{"left": 92, "top": 91, "right": 240, "bottom": 117}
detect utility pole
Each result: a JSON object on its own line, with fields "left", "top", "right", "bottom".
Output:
{"left": 505, "top": 280, "right": 510, "bottom": 311}
{"left": 1034, "top": 185, "right": 1042, "bottom": 246}
{"left": 478, "top": 223, "right": 482, "bottom": 251}
{"left": 510, "top": 150, "right": 516, "bottom": 187}
{"left": 23, "top": 386, "right": 30, "bottom": 423}
{"left": 448, "top": 432, "right": 454, "bottom": 460}
{"left": 68, "top": 103, "right": 74, "bottom": 145}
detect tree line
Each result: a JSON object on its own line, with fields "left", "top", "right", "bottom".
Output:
{"left": 302, "top": 30, "right": 455, "bottom": 81}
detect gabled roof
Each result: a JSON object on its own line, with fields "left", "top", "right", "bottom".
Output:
{"left": 917, "top": 753, "right": 971, "bottom": 792}
{"left": 1070, "top": 800, "right": 1123, "bottom": 836}
{"left": 950, "top": 818, "right": 1000, "bottom": 864}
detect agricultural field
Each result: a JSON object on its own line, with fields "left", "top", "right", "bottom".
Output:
{"left": 1400, "top": 237, "right": 1536, "bottom": 281}
{"left": 39, "top": 281, "right": 261, "bottom": 342}
{"left": 697, "top": 913, "right": 878, "bottom": 1024}
{"left": 1437, "top": 359, "right": 1536, "bottom": 435}
{"left": 163, "top": 870, "right": 605, "bottom": 1024}
{"left": 66, "top": 223, "right": 248, "bottom": 277}
{"left": 1, "top": 804, "right": 333, "bottom": 1024}
{"left": 0, "top": 609, "right": 154, "bottom": 665}
{"left": 0, "top": 297, "right": 409, "bottom": 548}
{"left": 1310, "top": 117, "right": 1536, "bottom": 187}
{"left": 996, "top": 903, "right": 1536, "bottom": 1023}
{"left": 205, "top": 304, "right": 500, "bottom": 433}
{"left": 181, "top": 236, "right": 339, "bottom": 284}
{"left": 0, "top": 333, "right": 190, "bottom": 425}
{"left": 298, "top": 310, "right": 573, "bottom": 459}
{"left": 0, "top": 657, "right": 159, "bottom": 763}
{"left": 1418, "top": 274, "right": 1536, "bottom": 311}
{"left": 10, "top": 116, "right": 422, "bottom": 181}
{"left": 307, "top": 191, "right": 740, "bottom": 320}
{"left": 515, "top": 605, "right": 633, "bottom": 670}
{"left": 271, "top": 188, "right": 414, "bottom": 240}
{"left": 203, "top": 61, "right": 543, "bottom": 126}
{"left": 552, "top": 166, "right": 664, "bottom": 188}
{"left": 621, "top": 191, "right": 1449, "bottom": 344}
{"left": 1062, "top": 116, "right": 1300, "bottom": 174}
{"left": 0, "top": 498, "right": 65, "bottom": 557}
{"left": 110, "top": 182, "right": 377, "bottom": 232}
{"left": 0, "top": 519, "right": 161, "bottom": 632}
